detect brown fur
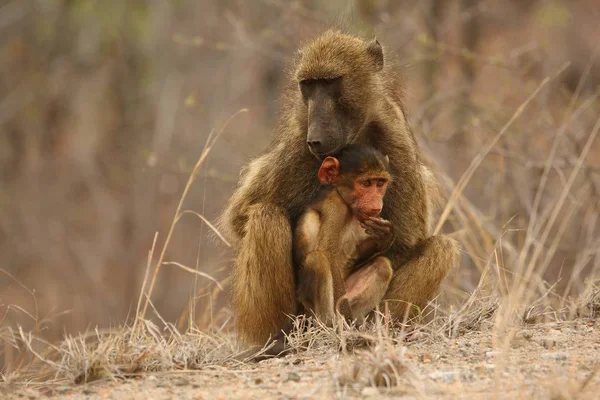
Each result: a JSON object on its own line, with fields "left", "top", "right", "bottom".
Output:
{"left": 218, "top": 30, "right": 460, "bottom": 347}
{"left": 294, "top": 146, "right": 394, "bottom": 325}
{"left": 294, "top": 191, "right": 362, "bottom": 324}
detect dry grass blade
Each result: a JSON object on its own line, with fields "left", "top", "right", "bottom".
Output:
{"left": 516, "top": 114, "right": 600, "bottom": 307}
{"left": 434, "top": 64, "right": 569, "bottom": 235}
{"left": 133, "top": 232, "right": 158, "bottom": 334}
{"left": 11, "top": 320, "right": 240, "bottom": 385}
{"left": 140, "top": 108, "right": 248, "bottom": 320}
{"left": 178, "top": 210, "right": 231, "bottom": 247}
{"left": 161, "top": 262, "right": 224, "bottom": 290}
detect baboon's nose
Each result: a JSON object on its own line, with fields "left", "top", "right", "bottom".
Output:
{"left": 366, "top": 208, "right": 382, "bottom": 216}
{"left": 307, "top": 140, "right": 323, "bottom": 153}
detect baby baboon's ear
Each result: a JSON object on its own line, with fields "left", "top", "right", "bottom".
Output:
{"left": 367, "top": 38, "right": 384, "bottom": 71}
{"left": 318, "top": 157, "right": 341, "bottom": 184}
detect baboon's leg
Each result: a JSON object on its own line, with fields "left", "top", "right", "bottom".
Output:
{"left": 231, "top": 203, "right": 297, "bottom": 346}
{"left": 339, "top": 256, "right": 393, "bottom": 323}
{"left": 382, "top": 235, "right": 459, "bottom": 319}
{"left": 298, "top": 251, "right": 337, "bottom": 325}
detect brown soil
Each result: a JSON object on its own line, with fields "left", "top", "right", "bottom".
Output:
{"left": 5, "top": 320, "right": 600, "bottom": 400}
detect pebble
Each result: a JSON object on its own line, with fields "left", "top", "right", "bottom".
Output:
{"left": 173, "top": 377, "right": 190, "bottom": 386}
{"left": 540, "top": 352, "right": 568, "bottom": 360}
{"left": 485, "top": 351, "right": 502, "bottom": 359}
{"left": 540, "top": 337, "right": 558, "bottom": 349}
{"left": 285, "top": 372, "right": 301, "bottom": 382}
{"left": 520, "top": 330, "right": 534, "bottom": 340}
{"left": 361, "top": 387, "right": 380, "bottom": 397}
{"left": 15, "top": 389, "right": 39, "bottom": 399}
{"left": 428, "top": 371, "right": 459, "bottom": 382}
{"left": 475, "top": 363, "right": 496, "bottom": 372}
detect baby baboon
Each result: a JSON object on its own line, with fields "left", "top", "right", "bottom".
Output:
{"left": 219, "top": 30, "right": 459, "bottom": 349}
{"left": 295, "top": 144, "right": 394, "bottom": 326}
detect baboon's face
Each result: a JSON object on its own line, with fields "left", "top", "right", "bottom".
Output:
{"left": 295, "top": 32, "right": 385, "bottom": 159}
{"left": 300, "top": 77, "right": 347, "bottom": 157}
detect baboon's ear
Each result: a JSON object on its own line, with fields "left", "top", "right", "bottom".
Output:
{"left": 384, "top": 155, "right": 390, "bottom": 165}
{"left": 367, "top": 38, "right": 384, "bottom": 71}
{"left": 318, "top": 157, "right": 340, "bottom": 184}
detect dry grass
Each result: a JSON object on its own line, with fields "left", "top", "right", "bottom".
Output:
{"left": 2, "top": 59, "right": 600, "bottom": 397}
{"left": 16, "top": 323, "right": 237, "bottom": 385}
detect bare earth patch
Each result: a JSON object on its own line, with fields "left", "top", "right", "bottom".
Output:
{"left": 4, "top": 320, "right": 599, "bottom": 400}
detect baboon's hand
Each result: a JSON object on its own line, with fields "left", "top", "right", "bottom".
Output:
{"left": 362, "top": 217, "right": 394, "bottom": 252}
{"left": 336, "top": 297, "right": 353, "bottom": 323}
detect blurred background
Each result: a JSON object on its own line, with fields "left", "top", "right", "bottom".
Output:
{"left": 1, "top": 0, "right": 599, "bottom": 370}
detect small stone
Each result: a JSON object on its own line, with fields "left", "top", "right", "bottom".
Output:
{"left": 173, "top": 378, "right": 190, "bottom": 386}
{"left": 541, "top": 338, "right": 556, "bottom": 350}
{"left": 82, "top": 388, "right": 97, "bottom": 395}
{"left": 428, "top": 371, "right": 459, "bottom": 382}
{"left": 147, "top": 375, "right": 158, "bottom": 381}
{"left": 55, "top": 386, "right": 71, "bottom": 394}
{"left": 520, "top": 330, "right": 534, "bottom": 340}
{"left": 539, "top": 335, "right": 566, "bottom": 349}
{"left": 485, "top": 351, "right": 501, "bottom": 359}
{"left": 254, "top": 378, "right": 264, "bottom": 385}
{"left": 291, "top": 358, "right": 302, "bottom": 365}
{"left": 285, "top": 372, "right": 301, "bottom": 382}
{"left": 475, "top": 363, "right": 496, "bottom": 373}
{"left": 15, "top": 389, "right": 39, "bottom": 399}
{"left": 420, "top": 353, "right": 432, "bottom": 363}
{"left": 361, "top": 387, "right": 380, "bottom": 397}
{"left": 541, "top": 352, "right": 568, "bottom": 360}
{"left": 406, "top": 331, "right": 424, "bottom": 341}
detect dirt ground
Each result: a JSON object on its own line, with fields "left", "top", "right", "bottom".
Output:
{"left": 5, "top": 320, "right": 600, "bottom": 400}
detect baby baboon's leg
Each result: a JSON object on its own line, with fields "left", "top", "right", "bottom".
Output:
{"left": 338, "top": 256, "right": 393, "bottom": 323}
{"left": 231, "top": 203, "right": 297, "bottom": 347}
{"left": 298, "top": 251, "right": 337, "bottom": 325}
{"left": 382, "top": 235, "right": 459, "bottom": 320}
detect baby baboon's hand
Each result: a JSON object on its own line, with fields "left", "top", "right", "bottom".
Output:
{"left": 362, "top": 217, "right": 394, "bottom": 253}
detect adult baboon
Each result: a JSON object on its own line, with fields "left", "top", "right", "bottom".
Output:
{"left": 218, "top": 30, "right": 459, "bottom": 348}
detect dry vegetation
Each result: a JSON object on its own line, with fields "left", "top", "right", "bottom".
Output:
{"left": 2, "top": 0, "right": 600, "bottom": 398}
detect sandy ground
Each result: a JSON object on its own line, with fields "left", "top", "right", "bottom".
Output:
{"left": 5, "top": 320, "right": 600, "bottom": 400}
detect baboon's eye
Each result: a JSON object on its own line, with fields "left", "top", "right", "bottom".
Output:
{"left": 321, "top": 77, "right": 341, "bottom": 85}
{"left": 361, "top": 179, "right": 371, "bottom": 188}
{"left": 376, "top": 179, "right": 386, "bottom": 187}
{"left": 300, "top": 77, "right": 340, "bottom": 86}
{"left": 299, "top": 79, "right": 316, "bottom": 98}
